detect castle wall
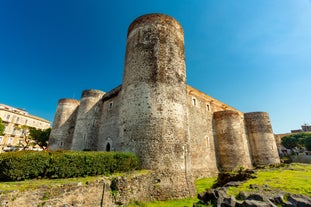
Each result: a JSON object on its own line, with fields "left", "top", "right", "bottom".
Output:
{"left": 71, "top": 90, "right": 105, "bottom": 151}
{"left": 244, "top": 112, "right": 280, "bottom": 166}
{"left": 97, "top": 86, "right": 121, "bottom": 151}
{"left": 48, "top": 99, "right": 80, "bottom": 150}
{"left": 186, "top": 86, "right": 240, "bottom": 113}
{"left": 213, "top": 110, "right": 252, "bottom": 172}
{"left": 118, "top": 14, "right": 195, "bottom": 199}
{"left": 48, "top": 13, "right": 281, "bottom": 201}
{"left": 187, "top": 87, "right": 219, "bottom": 178}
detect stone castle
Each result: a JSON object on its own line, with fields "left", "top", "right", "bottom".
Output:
{"left": 48, "top": 14, "right": 280, "bottom": 199}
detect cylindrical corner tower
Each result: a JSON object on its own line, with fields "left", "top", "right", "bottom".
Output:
{"left": 244, "top": 112, "right": 280, "bottom": 166}
{"left": 48, "top": 99, "right": 80, "bottom": 150}
{"left": 71, "top": 89, "right": 105, "bottom": 151}
{"left": 119, "top": 14, "right": 195, "bottom": 199}
{"left": 214, "top": 110, "right": 252, "bottom": 172}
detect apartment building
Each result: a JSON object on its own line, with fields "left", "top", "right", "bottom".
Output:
{"left": 0, "top": 103, "right": 51, "bottom": 151}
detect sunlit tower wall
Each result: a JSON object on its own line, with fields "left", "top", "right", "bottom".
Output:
{"left": 119, "top": 14, "right": 195, "bottom": 199}
{"left": 244, "top": 112, "right": 280, "bottom": 166}
{"left": 48, "top": 99, "right": 80, "bottom": 150}
{"left": 71, "top": 89, "right": 105, "bottom": 151}
{"left": 213, "top": 110, "right": 252, "bottom": 172}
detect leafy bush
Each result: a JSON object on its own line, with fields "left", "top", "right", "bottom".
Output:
{"left": 0, "top": 151, "right": 50, "bottom": 181}
{"left": 0, "top": 151, "right": 139, "bottom": 181}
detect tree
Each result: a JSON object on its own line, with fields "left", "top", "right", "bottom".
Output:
{"left": 281, "top": 132, "right": 311, "bottom": 151}
{"left": 29, "top": 128, "right": 51, "bottom": 149}
{"left": 304, "top": 137, "right": 311, "bottom": 151}
{"left": 15, "top": 125, "right": 33, "bottom": 149}
{"left": 0, "top": 118, "right": 5, "bottom": 135}
{"left": 281, "top": 136, "right": 299, "bottom": 150}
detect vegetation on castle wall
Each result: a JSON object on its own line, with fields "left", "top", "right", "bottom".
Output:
{"left": 0, "top": 150, "right": 139, "bottom": 181}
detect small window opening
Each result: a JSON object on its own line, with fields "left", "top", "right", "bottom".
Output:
{"left": 106, "top": 143, "right": 111, "bottom": 152}
{"left": 206, "top": 104, "right": 210, "bottom": 111}
{"left": 192, "top": 98, "right": 196, "bottom": 106}
{"left": 109, "top": 102, "right": 113, "bottom": 109}
{"left": 206, "top": 136, "right": 210, "bottom": 149}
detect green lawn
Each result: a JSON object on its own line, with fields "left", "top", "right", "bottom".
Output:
{"left": 227, "top": 163, "right": 311, "bottom": 197}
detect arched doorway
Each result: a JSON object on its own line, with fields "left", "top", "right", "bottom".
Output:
{"left": 106, "top": 143, "right": 111, "bottom": 152}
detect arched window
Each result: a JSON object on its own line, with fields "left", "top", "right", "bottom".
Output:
{"left": 206, "top": 104, "right": 210, "bottom": 111}
{"left": 192, "top": 98, "right": 196, "bottom": 106}
{"left": 106, "top": 143, "right": 111, "bottom": 152}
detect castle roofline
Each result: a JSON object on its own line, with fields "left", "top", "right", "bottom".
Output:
{"left": 127, "top": 13, "right": 183, "bottom": 37}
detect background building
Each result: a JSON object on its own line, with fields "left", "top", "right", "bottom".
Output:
{"left": 0, "top": 103, "right": 51, "bottom": 152}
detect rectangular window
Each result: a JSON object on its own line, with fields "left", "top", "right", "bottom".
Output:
{"left": 0, "top": 136, "right": 3, "bottom": 144}
{"left": 192, "top": 98, "right": 197, "bottom": 106}
{"left": 6, "top": 115, "right": 10, "bottom": 120}
{"left": 8, "top": 137, "right": 14, "bottom": 145}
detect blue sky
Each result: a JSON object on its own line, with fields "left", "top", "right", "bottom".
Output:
{"left": 0, "top": 1, "right": 310, "bottom": 134}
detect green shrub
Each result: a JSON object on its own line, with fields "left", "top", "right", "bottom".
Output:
{"left": 0, "top": 151, "right": 50, "bottom": 181}
{"left": 0, "top": 150, "right": 139, "bottom": 181}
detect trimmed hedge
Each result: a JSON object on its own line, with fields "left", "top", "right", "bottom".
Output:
{"left": 0, "top": 151, "right": 139, "bottom": 181}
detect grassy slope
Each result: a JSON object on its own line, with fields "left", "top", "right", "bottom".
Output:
{"left": 0, "top": 163, "right": 310, "bottom": 206}
{"left": 228, "top": 163, "right": 311, "bottom": 197}
{"left": 128, "top": 163, "right": 311, "bottom": 206}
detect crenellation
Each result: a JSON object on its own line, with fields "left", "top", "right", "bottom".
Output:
{"left": 48, "top": 13, "right": 280, "bottom": 200}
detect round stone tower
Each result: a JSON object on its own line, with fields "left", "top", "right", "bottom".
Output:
{"left": 214, "top": 110, "right": 252, "bottom": 172}
{"left": 244, "top": 112, "right": 280, "bottom": 166}
{"left": 71, "top": 89, "right": 105, "bottom": 151}
{"left": 48, "top": 99, "right": 80, "bottom": 150}
{"left": 119, "top": 14, "right": 195, "bottom": 199}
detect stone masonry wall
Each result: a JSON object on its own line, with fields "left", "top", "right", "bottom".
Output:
{"left": 244, "top": 112, "right": 280, "bottom": 166}
{"left": 71, "top": 90, "right": 105, "bottom": 151}
{"left": 0, "top": 171, "right": 176, "bottom": 207}
{"left": 118, "top": 13, "right": 195, "bottom": 199}
{"left": 97, "top": 86, "right": 121, "bottom": 151}
{"left": 187, "top": 88, "right": 219, "bottom": 178}
{"left": 0, "top": 179, "right": 114, "bottom": 207}
{"left": 214, "top": 110, "right": 252, "bottom": 172}
{"left": 49, "top": 99, "right": 80, "bottom": 150}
